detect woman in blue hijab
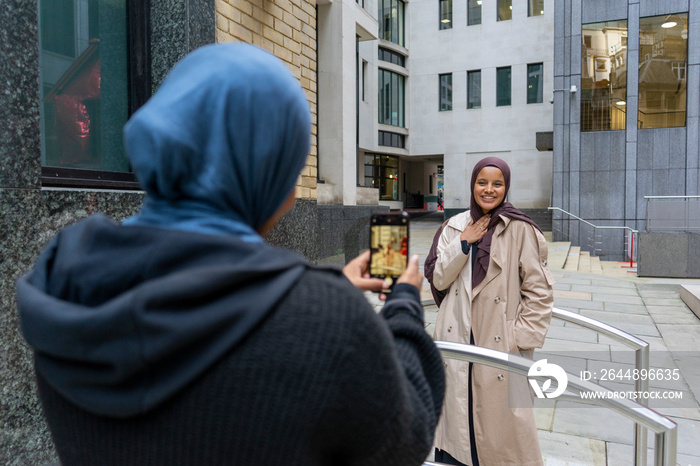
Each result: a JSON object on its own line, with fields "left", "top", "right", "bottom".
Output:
{"left": 17, "top": 43, "right": 444, "bottom": 466}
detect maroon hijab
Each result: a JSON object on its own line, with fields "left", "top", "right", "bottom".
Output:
{"left": 470, "top": 157, "right": 542, "bottom": 288}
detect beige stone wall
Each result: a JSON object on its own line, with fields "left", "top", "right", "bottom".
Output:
{"left": 216, "top": 0, "right": 318, "bottom": 200}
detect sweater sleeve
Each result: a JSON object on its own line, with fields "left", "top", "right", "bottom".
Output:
{"left": 324, "top": 282, "right": 445, "bottom": 466}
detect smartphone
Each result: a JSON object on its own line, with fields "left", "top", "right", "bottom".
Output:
{"left": 369, "top": 211, "right": 410, "bottom": 293}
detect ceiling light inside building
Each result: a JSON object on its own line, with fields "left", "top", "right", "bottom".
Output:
{"left": 441, "top": 18, "right": 451, "bottom": 23}
{"left": 661, "top": 21, "right": 677, "bottom": 28}
{"left": 616, "top": 100, "right": 626, "bottom": 106}
{"left": 477, "top": 0, "right": 482, "bottom": 4}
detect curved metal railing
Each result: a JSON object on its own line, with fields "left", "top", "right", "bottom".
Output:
{"left": 423, "top": 343, "right": 677, "bottom": 466}
{"left": 552, "top": 307, "right": 650, "bottom": 465}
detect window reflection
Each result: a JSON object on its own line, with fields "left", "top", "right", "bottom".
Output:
{"left": 39, "top": 0, "right": 129, "bottom": 171}
{"left": 439, "top": 74, "right": 452, "bottom": 111}
{"left": 468, "top": 0, "right": 481, "bottom": 26}
{"left": 378, "top": 69, "right": 405, "bottom": 127}
{"left": 497, "top": 67, "right": 511, "bottom": 106}
{"left": 638, "top": 13, "right": 687, "bottom": 129}
{"left": 467, "top": 70, "right": 481, "bottom": 109}
{"left": 581, "top": 20, "right": 627, "bottom": 131}
{"left": 379, "top": 0, "right": 405, "bottom": 46}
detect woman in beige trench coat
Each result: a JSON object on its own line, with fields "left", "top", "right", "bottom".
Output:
{"left": 432, "top": 157, "right": 554, "bottom": 466}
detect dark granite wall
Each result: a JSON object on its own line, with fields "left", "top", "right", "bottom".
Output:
{"left": 0, "top": 1, "right": 215, "bottom": 463}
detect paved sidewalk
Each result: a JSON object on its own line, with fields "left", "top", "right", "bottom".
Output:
{"left": 400, "top": 213, "right": 700, "bottom": 466}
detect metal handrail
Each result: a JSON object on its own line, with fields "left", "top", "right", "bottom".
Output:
{"left": 552, "top": 307, "right": 650, "bottom": 465}
{"left": 549, "top": 206, "right": 638, "bottom": 264}
{"left": 423, "top": 343, "right": 677, "bottom": 466}
{"left": 644, "top": 195, "right": 700, "bottom": 199}
{"left": 548, "top": 206, "right": 639, "bottom": 233}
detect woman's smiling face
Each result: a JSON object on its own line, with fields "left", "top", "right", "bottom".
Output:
{"left": 473, "top": 166, "right": 506, "bottom": 214}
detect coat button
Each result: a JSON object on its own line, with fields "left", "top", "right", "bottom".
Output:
{"left": 542, "top": 260, "right": 547, "bottom": 266}
{"left": 497, "top": 374, "right": 505, "bottom": 381}
{"left": 448, "top": 326, "right": 452, "bottom": 333}
{"left": 494, "top": 296, "right": 501, "bottom": 304}
{"left": 455, "top": 289, "right": 459, "bottom": 295}
{"left": 494, "top": 335, "right": 501, "bottom": 342}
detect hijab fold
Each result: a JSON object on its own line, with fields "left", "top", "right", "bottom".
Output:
{"left": 122, "top": 43, "right": 311, "bottom": 241}
{"left": 469, "top": 157, "right": 542, "bottom": 288}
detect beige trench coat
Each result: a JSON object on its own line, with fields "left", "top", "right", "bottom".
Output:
{"left": 433, "top": 211, "right": 554, "bottom": 466}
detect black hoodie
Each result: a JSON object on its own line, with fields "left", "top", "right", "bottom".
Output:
{"left": 16, "top": 215, "right": 445, "bottom": 466}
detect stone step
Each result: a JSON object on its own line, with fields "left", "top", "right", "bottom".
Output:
{"left": 578, "top": 250, "right": 591, "bottom": 273}
{"left": 589, "top": 255, "right": 604, "bottom": 274}
{"left": 563, "top": 246, "right": 581, "bottom": 271}
{"left": 547, "top": 241, "right": 571, "bottom": 270}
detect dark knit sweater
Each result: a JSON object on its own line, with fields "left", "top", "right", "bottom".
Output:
{"left": 18, "top": 216, "right": 445, "bottom": 466}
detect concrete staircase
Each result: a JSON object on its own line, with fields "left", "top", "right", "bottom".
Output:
{"left": 547, "top": 241, "right": 604, "bottom": 274}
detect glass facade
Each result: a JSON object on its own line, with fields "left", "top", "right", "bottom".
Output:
{"left": 467, "top": 70, "right": 481, "bottom": 109}
{"left": 467, "top": 0, "right": 481, "bottom": 26}
{"left": 496, "top": 67, "right": 511, "bottom": 106}
{"left": 439, "top": 0, "right": 452, "bottom": 30}
{"left": 638, "top": 13, "right": 688, "bottom": 129}
{"left": 528, "top": 0, "right": 544, "bottom": 17}
{"left": 439, "top": 73, "right": 452, "bottom": 111}
{"left": 379, "top": 69, "right": 405, "bottom": 127}
{"left": 378, "top": 131, "right": 405, "bottom": 148}
{"left": 527, "top": 63, "right": 543, "bottom": 104}
{"left": 497, "top": 0, "right": 512, "bottom": 21}
{"left": 378, "top": 47, "right": 406, "bottom": 67}
{"left": 39, "top": 0, "right": 130, "bottom": 172}
{"left": 581, "top": 20, "right": 627, "bottom": 131}
{"left": 379, "top": 0, "right": 405, "bottom": 46}
{"left": 364, "top": 154, "right": 400, "bottom": 200}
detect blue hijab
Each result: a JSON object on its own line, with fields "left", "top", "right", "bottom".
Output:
{"left": 123, "top": 43, "right": 311, "bottom": 242}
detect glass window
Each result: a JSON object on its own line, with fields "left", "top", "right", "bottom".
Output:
{"left": 378, "top": 47, "right": 406, "bottom": 67}
{"left": 379, "top": 0, "right": 405, "bottom": 46}
{"left": 468, "top": 0, "right": 481, "bottom": 26}
{"left": 364, "top": 154, "right": 400, "bottom": 200}
{"left": 528, "top": 0, "right": 544, "bottom": 17}
{"left": 378, "top": 69, "right": 405, "bottom": 127}
{"left": 581, "top": 20, "right": 627, "bottom": 131}
{"left": 498, "top": 0, "right": 512, "bottom": 21}
{"left": 496, "top": 67, "right": 511, "bottom": 106}
{"left": 467, "top": 70, "right": 481, "bottom": 109}
{"left": 439, "top": 0, "right": 452, "bottom": 30}
{"left": 638, "top": 13, "right": 688, "bottom": 129}
{"left": 439, "top": 73, "right": 452, "bottom": 111}
{"left": 39, "top": 0, "right": 130, "bottom": 173}
{"left": 378, "top": 131, "right": 405, "bottom": 148}
{"left": 527, "top": 63, "right": 543, "bottom": 104}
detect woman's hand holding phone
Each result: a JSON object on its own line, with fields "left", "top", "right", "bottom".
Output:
{"left": 344, "top": 251, "right": 423, "bottom": 298}
{"left": 343, "top": 251, "right": 388, "bottom": 292}
{"left": 397, "top": 254, "right": 423, "bottom": 291}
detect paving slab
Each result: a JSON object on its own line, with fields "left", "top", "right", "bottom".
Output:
{"left": 539, "top": 430, "right": 606, "bottom": 466}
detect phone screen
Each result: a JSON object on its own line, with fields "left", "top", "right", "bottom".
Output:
{"left": 369, "top": 213, "right": 409, "bottom": 290}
